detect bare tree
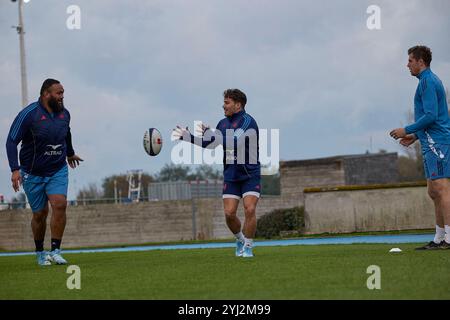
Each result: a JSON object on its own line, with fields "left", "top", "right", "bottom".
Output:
{"left": 76, "top": 183, "right": 103, "bottom": 201}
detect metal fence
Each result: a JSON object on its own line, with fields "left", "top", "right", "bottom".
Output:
{"left": 0, "top": 197, "right": 149, "bottom": 210}
{"left": 148, "top": 180, "right": 222, "bottom": 201}
{"left": 0, "top": 180, "right": 224, "bottom": 211}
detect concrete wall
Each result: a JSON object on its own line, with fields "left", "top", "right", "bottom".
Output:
{"left": 0, "top": 196, "right": 302, "bottom": 251}
{"left": 0, "top": 201, "right": 194, "bottom": 251}
{"left": 303, "top": 184, "right": 433, "bottom": 234}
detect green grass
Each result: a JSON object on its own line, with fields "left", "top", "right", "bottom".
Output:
{"left": 1, "top": 243, "right": 449, "bottom": 299}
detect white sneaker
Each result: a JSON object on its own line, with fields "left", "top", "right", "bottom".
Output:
{"left": 235, "top": 240, "right": 244, "bottom": 257}
{"left": 242, "top": 245, "right": 254, "bottom": 258}
{"left": 36, "top": 251, "right": 51, "bottom": 266}
{"left": 47, "top": 249, "right": 67, "bottom": 265}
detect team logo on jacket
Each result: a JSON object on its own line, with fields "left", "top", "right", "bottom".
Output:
{"left": 44, "top": 144, "right": 63, "bottom": 156}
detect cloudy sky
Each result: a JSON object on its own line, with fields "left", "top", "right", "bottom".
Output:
{"left": 1, "top": 0, "right": 449, "bottom": 201}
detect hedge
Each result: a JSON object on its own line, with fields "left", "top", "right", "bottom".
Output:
{"left": 256, "top": 206, "right": 305, "bottom": 239}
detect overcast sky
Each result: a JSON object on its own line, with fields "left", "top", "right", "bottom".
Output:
{"left": 1, "top": 0, "right": 449, "bottom": 201}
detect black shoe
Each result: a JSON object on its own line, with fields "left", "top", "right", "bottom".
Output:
{"left": 439, "top": 241, "right": 450, "bottom": 250}
{"left": 415, "top": 241, "right": 442, "bottom": 250}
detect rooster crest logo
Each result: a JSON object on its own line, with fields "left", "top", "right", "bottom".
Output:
{"left": 47, "top": 144, "right": 62, "bottom": 150}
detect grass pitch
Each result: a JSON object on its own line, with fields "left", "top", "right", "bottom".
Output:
{"left": 1, "top": 243, "right": 449, "bottom": 299}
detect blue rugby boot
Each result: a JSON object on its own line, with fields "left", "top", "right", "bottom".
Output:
{"left": 36, "top": 251, "right": 51, "bottom": 266}
{"left": 47, "top": 249, "right": 68, "bottom": 265}
{"left": 235, "top": 239, "right": 244, "bottom": 257}
{"left": 242, "top": 245, "right": 254, "bottom": 258}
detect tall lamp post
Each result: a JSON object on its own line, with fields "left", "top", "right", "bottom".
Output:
{"left": 11, "top": 0, "right": 29, "bottom": 108}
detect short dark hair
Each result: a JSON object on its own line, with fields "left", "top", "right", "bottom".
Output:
{"left": 223, "top": 89, "right": 247, "bottom": 108}
{"left": 40, "top": 78, "right": 60, "bottom": 96}
{"left": 408, "top": 45, "right": 432, "bottom": 66}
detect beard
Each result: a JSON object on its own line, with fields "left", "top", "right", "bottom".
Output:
{"left": 48, "top": 97, "right": 64, "bottom": 113}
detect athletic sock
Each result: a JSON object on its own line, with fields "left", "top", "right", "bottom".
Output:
{"left": 51, "top": 238, "right": 61, "bottom": 251}
{"left": 434, "top": 225, "right": 445, "bottom": 244}
{"left": 34, "top": 239, "right": 44, "bottom": 252}
{"left": 244, "top": 238, "right": 254, "bottom": 248}
{"left": 445, "top": 225, "right": 450, "bottom": 244}
{"left": 234, "top": 232, "right": 245, "bottom": 243}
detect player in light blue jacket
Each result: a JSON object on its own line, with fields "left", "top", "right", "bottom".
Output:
{"left": 390, "top": 46, "right": 450, "bottom": 250}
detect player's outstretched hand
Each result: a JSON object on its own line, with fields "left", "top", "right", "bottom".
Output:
{"left": 399, "top": 134, "right": 417, "bottom": 147}
{"left": 172, "top": 125, "right": 191, "bottom": 141}
{"left": 68, "top": 155, "right": 84, "bottom": 169}
{"left": 195, "top": 123, "right": 210, "bottom": 136}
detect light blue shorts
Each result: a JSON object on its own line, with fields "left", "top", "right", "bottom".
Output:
{"left": 422, "top": 144, "right": 450, "bottom": 180}
{"left": 21, "top": 165, "right": 68, "bottom": 213}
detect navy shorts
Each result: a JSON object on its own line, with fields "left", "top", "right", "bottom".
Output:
{"left": 21, "top": 165, "right": 68, "bottom": 213}
{"left": 223, "top": 177, "right": 261, "bottom": 199}
{"left": 423, "top": 144, "right": 450, "bottom": 180}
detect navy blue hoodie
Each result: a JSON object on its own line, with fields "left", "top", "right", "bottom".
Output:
{"left": 188, "top": 109, "right": 260, "bottom": 182}
{"left": 6, "top": 100, "right": 74, "bottom": 177}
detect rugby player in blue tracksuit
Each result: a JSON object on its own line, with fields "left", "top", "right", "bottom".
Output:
{"left": 173, "top": 89, "right": 260, "bottom": 257}
{"left": 6, "top": 79, "right": 83, "bottom": 265}
{"left": 390, "top": 46, "right": 450, "bottom": 250}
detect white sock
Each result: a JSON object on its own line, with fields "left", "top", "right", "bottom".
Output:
{"left": 445, "top": 225, "right": 450, "bottom": 244}
{"left": 244, "top": 238, "right": 254, "bottom": 248}
{"left": 434, "top": 225, "right": 445, "bottom": 244}
{"left": 234, "top": 232, "right": 245, "bottom": 243}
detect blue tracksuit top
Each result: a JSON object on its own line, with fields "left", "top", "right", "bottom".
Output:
{"left": 188, "top": 109, "right": 261, "bottom": 182}
{"left": 405, "top": 68, "right": 450, "bottom": 149}
{"left": 6, "top": 100, "right": 75, "bottom": 177}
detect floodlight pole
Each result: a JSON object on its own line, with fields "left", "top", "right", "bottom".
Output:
{"left": 13, "top": 0, "right": 29, "bottom": 108}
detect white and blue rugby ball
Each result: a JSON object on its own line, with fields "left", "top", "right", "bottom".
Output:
{"left": 143, "top": 128, "right": 163, "bottom": 156}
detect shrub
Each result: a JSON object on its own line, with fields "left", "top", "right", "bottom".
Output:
{"left": 256, "top": 206, "right": 305, "bottom": 239}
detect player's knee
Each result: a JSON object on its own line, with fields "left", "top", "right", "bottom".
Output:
{"left": 32, "top": 209, "right": 48, "bottom": 222}
{"left": 428, "top": 187, "right": 437, "bottom": 199}
{"left": 428, "top": 183, "right": 446, "bottom": 200}
{"left": 244, "top": 203, "right": 256, "bottom": 215}
{"left": 224, "top": 209, "right": 237, "bottom": 220}
{"left": 51, "top": 200, "right": 67, "bottom": 212}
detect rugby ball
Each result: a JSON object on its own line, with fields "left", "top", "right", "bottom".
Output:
{"left": 143, "top": 128, "right": 163, "bottom": 156}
